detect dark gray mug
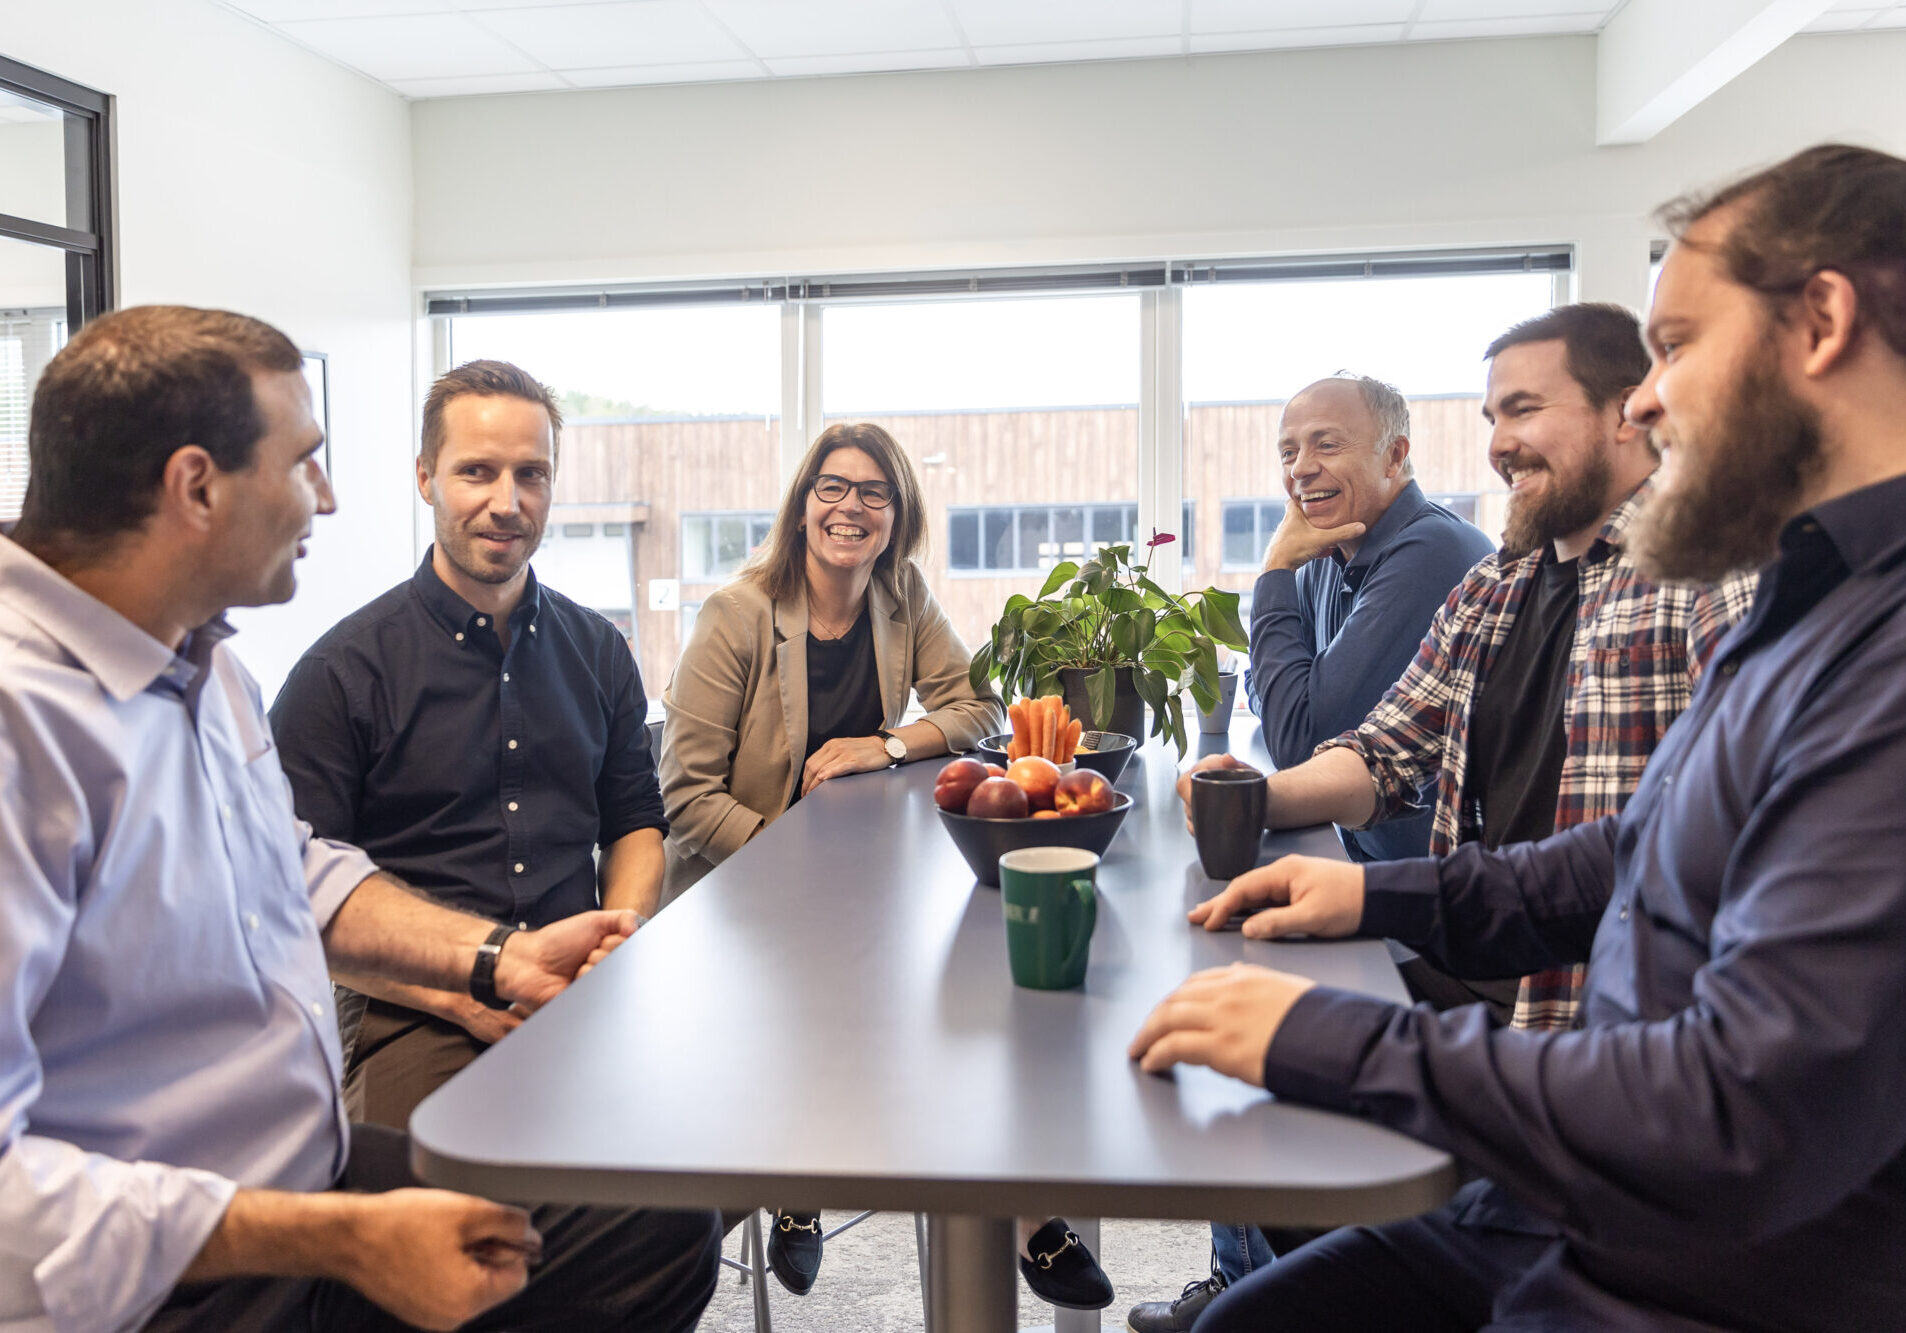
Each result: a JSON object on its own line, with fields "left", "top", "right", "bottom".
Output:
{"left": 1190, "top": 767, "right": 1267, "bottom": 880}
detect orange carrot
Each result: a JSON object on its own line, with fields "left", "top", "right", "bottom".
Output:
{"left": 1042, "top": 695, "right": 1057, "bottom": 760}
{"left": 1063, "top": 718, "right": 1082, "bottom": 762}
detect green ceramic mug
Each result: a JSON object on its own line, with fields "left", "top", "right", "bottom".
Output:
{"left": 999, "top": 847, "right": 1099, "bottom": 990}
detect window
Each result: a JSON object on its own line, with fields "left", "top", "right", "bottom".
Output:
{"left": 1221, "top": 500, "right": 1288, "bottom": 571}
{"left": 682, "top": 511, "right": 774, "bottom": 582}
{"left": 444, "top": 304, "right": 781, "bottom": 672}
{"left": 0, "top": 57, "right": 114, "bottom": 522}
{"left": 1427, "top": 492, "right": 1480, "bottom": 524}
{"left": 949, "top": 500, "right": 1196, "bottom": 573}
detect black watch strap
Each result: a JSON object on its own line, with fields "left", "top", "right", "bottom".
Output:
{"left": 470, "top": 923, "right": 520, "bottom": 1011}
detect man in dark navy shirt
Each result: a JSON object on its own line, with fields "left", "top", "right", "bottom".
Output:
{"left": 1246, "top": 374, "right": 1494, "bottom": 864}
{"left": 1133, "top": 142, "right": 1906, "bottom": 1332}
{"left": 272, "top": 360, "right": 668, "bottom": 1127}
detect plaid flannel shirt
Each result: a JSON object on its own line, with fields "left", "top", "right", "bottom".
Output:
{"left": 1317, "top": 480, "right": 1758, "bottom": 1030}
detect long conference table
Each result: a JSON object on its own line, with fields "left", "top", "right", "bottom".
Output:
{"left": 411, "top": 716, "right": 1456, "bottom": 1331}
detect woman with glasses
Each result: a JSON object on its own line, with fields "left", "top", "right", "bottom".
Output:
{"left": 658, "top": 424, "right": 1110, "bottom": 1312}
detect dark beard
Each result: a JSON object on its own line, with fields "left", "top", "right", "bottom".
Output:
{"left": 1499, "top": 447, "right": 1613, "bottom": 560}
{"left": 1630, "top": 354, "right": 1825, "bottom": 584}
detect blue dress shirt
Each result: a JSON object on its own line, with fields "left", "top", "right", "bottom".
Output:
{"left": 1262, "top": 473, "right": 1906, "bottom": 1329}
{"left": 0, "top": 535, "right": 378, "bottom": 1332}
{"left": 1247, "top": 481, "right": 1493, "bottom": 861}
{"left": 270, "top": 553, "right": 665, "bottom": 929}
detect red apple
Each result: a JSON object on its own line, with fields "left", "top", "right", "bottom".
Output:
{"left": 1006, "top": 756, "right": 1062, "bottom": 811}
{"left": 1053, "top": 769, "right": 1114, "bottom": 816}
{"left": 934, "top": 758, "right": 991, "bottom": 812}
{"left": 965, "top": 776, "right": 1030, "bottom": 820}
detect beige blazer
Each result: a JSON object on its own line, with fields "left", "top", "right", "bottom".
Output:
{"left": 659, "top": 559, "right": 1003, "bottom": 902}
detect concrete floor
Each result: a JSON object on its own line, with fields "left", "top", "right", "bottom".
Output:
{"left": 699, "top": 1211, "right": 1219, "bottom": 1332}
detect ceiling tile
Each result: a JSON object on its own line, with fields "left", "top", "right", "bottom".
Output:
{"left": 471, "top": 1, "right": 748, "bottom": 69}
{"left": 560, "top": 60, "right": 768, "bottom": 86}
{"left": 222, "top": 0, "right": 452, "bottom": 20}
{"left": 1413, "top": 0, "right": 1611, "bottom": 19}
{"left": 1409, "top": 14, "right": 1607, "bottom": 40}
{"left": 973, "top": 34, "right": 1187, "bottom": 65}
{"left": 762, "top": 49, "right": 972, "bottom": 76}
{"left": 387, "top": 70, "right": 571, "bottom": 97}
{"left": 275, "top": 13, "right": 542, "bottom": 80}
{"left": 1189, "top": 23, "right": 1408, "bottom": 52}
{"left": 948, "top": 0, "right": 1183, "bottom": 47}
{"left": 703, "top": 0, "right": 963, "bottom": 58}
{"left": 1190, "top": 1, "right": 1415, "bottom": 34}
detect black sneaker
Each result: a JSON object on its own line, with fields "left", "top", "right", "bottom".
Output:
{"left": 765, "top": 1210, "right": 823, "bottom": 1295}
{"left": 1125, "top": 1267, "right": 1229, "bottom": 1332}
{"left": 1019, "top": 1218, "right": 1114, "bottom": 1311}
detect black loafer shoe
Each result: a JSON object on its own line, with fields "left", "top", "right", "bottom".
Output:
{"left": 1125, "top": 1267, "right": 1228, "bottom": 1332}
{"left": 766, "top": 1210, "right": 823, "bottom": 1295}
{"left": 1019, "top": 1218, "right": 1114, "bottom": 1311}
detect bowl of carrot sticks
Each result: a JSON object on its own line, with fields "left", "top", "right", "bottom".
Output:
{"left": 975, "top": 694, "right": 1138, "bottom": 786}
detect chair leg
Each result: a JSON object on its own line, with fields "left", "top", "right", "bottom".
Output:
{"left": 745, "top": 1210, "right": 774, "bottom": 1333}
{"left": 914, "top": 1212, "right": 932, "bottom": 1333}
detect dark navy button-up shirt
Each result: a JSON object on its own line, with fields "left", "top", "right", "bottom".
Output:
{"left": 1247, "top": 481, "right": 1493, "bottom": 861}
{"left": 1261, "top": 472, "right": 1906, "bottom": 1329}
{"left": 271, "top": 552, "right": 666, "bottom": 928}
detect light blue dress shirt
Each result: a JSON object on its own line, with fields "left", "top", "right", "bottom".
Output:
{"left": 0, "top": 535, "right": 378, "bottom": 1333}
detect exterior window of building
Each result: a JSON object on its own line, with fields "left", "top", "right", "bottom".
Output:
{"left": 0, "top": 58, "right": 114, "bottom": 522}
{"left": 682, "top": 511, "right": 774, "bottom": 583}
{"left": 1428, "top": 492, "right": 1480, "bottom": 524}
{"left": 950, "top": 500, "right": 1195, "bottom": 573}
{"left": 1220, "top": 499, "right": 1288, "bottom": 571}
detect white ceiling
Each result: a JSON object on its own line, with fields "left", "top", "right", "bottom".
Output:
{"left": 214, "top": 0, "right": 1906, "bottom": 100}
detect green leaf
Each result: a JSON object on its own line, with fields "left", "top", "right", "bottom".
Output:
{"left": 1133, "top": 667, "right": 1169, "bottom": 712}
{"left": 1003, "top": 592, "right": 1034, "bottom": 615}
{"left": 1164, "top": 697, "right": 1189, "bottom": 759}
{"left": 1192, "top": 640, "right": 1221, "bottom": 696}
{"left": 1108, "top": 614, "right": 1139, "bottom": 662}
{"left": 1102, "top": 587, "right": 1145, "bottom": 615}
{"left": 1082, "top": 563, "right": 1114, "bottom": 596}
{"left": 1197, "top": 588, "right": 1249, "bottom": 649}
{"left": 1038, "top": 561, "right": 1080, "bottom": 599}
{"left": 968, "top": 644, "right": 993, "bottom": 694}
{"left": 1087, "top": 663, "right": 1117, "bottom": 731}
{"left": 1133, "top": 608, "right": 1157, "bottom": 652}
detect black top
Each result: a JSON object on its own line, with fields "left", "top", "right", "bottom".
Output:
{"left": 269, "top": 551, "right": 666, "bottom": 928}
{"left": 1462, "top": 553, "right": 1579, "bottom": 850}
{"left": 789, "top": 605, "right": 883, "bottom": 809}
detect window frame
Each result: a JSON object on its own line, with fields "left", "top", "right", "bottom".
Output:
{"left": 680, "top": 508, "right": 776, "bottom": 584}
{"left": 0, "top": 55, "right": 114, "bottom": 327}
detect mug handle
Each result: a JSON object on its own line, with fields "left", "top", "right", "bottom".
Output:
{"left": 1058, "top": 877, "right": 1097, "bottom": 978}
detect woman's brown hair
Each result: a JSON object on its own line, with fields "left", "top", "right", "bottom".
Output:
{"left": 742, "top": 422, "right": 926, "bottom": 602}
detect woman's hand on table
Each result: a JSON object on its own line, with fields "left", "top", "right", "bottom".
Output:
{"left": 802, "top": 735, "right": 894, "bottom": 795}
{"left": 1176, "top": 752, "right": 1257, "bottom": 832}
{"left": 1189, "top": 854, "right": 1364, "bottom": 940}
{"left": 1128, "top": 962, "right": 1316, "bottom": 1085}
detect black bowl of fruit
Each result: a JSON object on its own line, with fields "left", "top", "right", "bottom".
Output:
{"left": 931, "top": 756, "right": 1132, "bottom": 888}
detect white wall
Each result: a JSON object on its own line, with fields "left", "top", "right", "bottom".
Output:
{"left": 412, "top": 32, "right": 1906, "bottom": 316}
{"left": 4, "top": 0, "right": 416, "bottom": 697}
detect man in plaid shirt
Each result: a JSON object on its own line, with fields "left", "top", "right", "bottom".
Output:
{"left": 1183, "top": 303, "right": 1754, "bottom": 1033}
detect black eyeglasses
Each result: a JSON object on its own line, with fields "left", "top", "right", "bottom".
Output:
{"left": 811, "top": 474, "right": 896, "bottom": 509}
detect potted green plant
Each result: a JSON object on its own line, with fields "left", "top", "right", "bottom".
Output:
{"left": 967, "top": 532, "right": 1248, "bottom": 758}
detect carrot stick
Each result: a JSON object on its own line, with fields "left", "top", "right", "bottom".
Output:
{"left": 1042, "top": 695, "right": 1057, "bottom": 761}
{"left": 1063, "top": 718, "right": 1082, "bottom": 762}
{"left": 1009, "top": 699, "right": 1027, "bottom": 755}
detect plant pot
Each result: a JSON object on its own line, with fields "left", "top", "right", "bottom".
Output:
{"left": 1198, "top": 670, "right": 1240, "bottom": 734}
{"left": 1059, "top": 666, "right": 1148, "bottom": 742}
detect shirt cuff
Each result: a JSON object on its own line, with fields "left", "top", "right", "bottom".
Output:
{"left": 1357, "top": 855, "right": 1445, "bottom": 949}
{"left": 1260, "top": 986, "right": 1398, "bottom": 1115}
{"left": 301, "top": 824, "right": 381, "bottom": 930}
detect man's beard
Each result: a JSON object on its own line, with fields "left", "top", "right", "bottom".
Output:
{"left": 1630, "top": 350, "right": 1825, "bottom": 583}
{"left": 440, "top": 521, "right": 542, "bottom": 585}
{"left": 1498, "top": 447, "right": 1613, "bottom": 560}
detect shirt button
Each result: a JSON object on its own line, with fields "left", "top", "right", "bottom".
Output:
{"left": 246, "top": 912, "right": 260, "bottom": 931}
{"left": 1721, "top": 661, "right": 1738, "bottom": 676}
{"left": 514, "top": 862, "right": 525, "bottom": 874}
{"left": 503, "top": 672, "right": 510, "bottom": 682}
{"left": 508, "top": 801, "right": 519, "bottom": 812}
{"left": 309, "top": 1001, "right": 325, "bottom": 1018}
{"left": 455, "top": 632, "right": 465, "bottom": 642}
{"left": 477, "top": 616, "right": 487, "bottom": 627}
{"left": 508, "top": 739, "right": 518, "bottom": 750}
{"left": 529, "top": 624, "right": 537, "bottom": 634}
{"left": 1619, "top": 904, "right": 1630, "bottom": 922}
{"left": 222, "top": 803, "right": 235, "bottom": 821}
{"left": 518, "top": 921, "right": 529, "bottom": 931}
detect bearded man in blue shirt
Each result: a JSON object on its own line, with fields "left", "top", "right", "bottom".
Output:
{"left": 1132, "top": 142, "right": 1906, "bottom": 1332}
{"left": 0, "top": 306, "right": 718, "bottom": 1332}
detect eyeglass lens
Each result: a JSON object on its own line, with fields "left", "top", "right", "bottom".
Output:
{"left": 813, "top": 475, "right": 894, "bottom": 507}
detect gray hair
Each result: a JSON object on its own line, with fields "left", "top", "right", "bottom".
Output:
{"left": 1314, "top": 372, "right": 1414, "bottom": 480}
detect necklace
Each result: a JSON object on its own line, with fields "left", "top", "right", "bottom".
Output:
{"left": 809, "top": 602, "right": 861, "bottom": 641}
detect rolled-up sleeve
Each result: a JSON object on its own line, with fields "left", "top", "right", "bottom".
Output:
{"left": 661, "top": 590, "right": 769, "bottom": 867}
{"left": 595, "top": 645, "right": 668, "bottom": 845}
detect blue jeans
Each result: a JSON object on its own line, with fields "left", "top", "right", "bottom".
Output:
{"left": 1211, "top": 1221, "right": 1275, "bottom": 1283}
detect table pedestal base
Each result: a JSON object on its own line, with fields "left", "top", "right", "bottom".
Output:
{"left": 927, "top": 1213, "right": 1016, "bottom": 1332}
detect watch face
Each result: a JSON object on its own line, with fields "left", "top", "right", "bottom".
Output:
{"left": 885, "top": 735, "right": 907, "bottom": 760}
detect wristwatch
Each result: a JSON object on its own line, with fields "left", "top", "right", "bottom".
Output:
{"left": 469, "top": 922, "right": 520, "bottom": 1011}
{"left": 877, "top": 728, "right": 907, "bottom": 764}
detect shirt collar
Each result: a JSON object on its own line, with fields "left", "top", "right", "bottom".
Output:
{"left": 1340, "top": 480, "right": 1429, "bottom": 578}
{"left": 0, "top": 533, "right": 232, "bottom": 702}
{"left": 411, "top": 546, "right": 543, "bottom": 638}
{"left": 1793, "top": 471, "right": 1906, "bottom": 575}
{"left": 1574, "top": 474, "right": 1656, "bottom": 563}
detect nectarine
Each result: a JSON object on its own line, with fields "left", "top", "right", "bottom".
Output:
{"left": 966, "top": 776, "right": 1030, "bottom": 820}
{"left": 1006, "top": 756, "right": 1062, "bottom": 811}
{"left": 933, "top": 758, "right": 990, "bottom": 812}
{"left": 1053, "top": 769, "right": 1114, "bottom": 816}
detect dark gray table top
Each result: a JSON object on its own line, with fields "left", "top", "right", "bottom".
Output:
{"left": 412, "top": 716, "right": 1455, "bottom": 1225}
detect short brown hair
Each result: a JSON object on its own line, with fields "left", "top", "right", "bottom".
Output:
{"left": 1484, "top": 303, "right": 1651, "bottom": 412}
{"left": 743, "top": 422, "right": 926, "bottom": 603}
{"left": 1658, "top": 142, "right": 1906, "bottom": 360}
{"left": 19, "top": 305, "right": 303, "bottom": 545}
{"left": 419, "top": 360, "right": 563, "bottom": 472}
